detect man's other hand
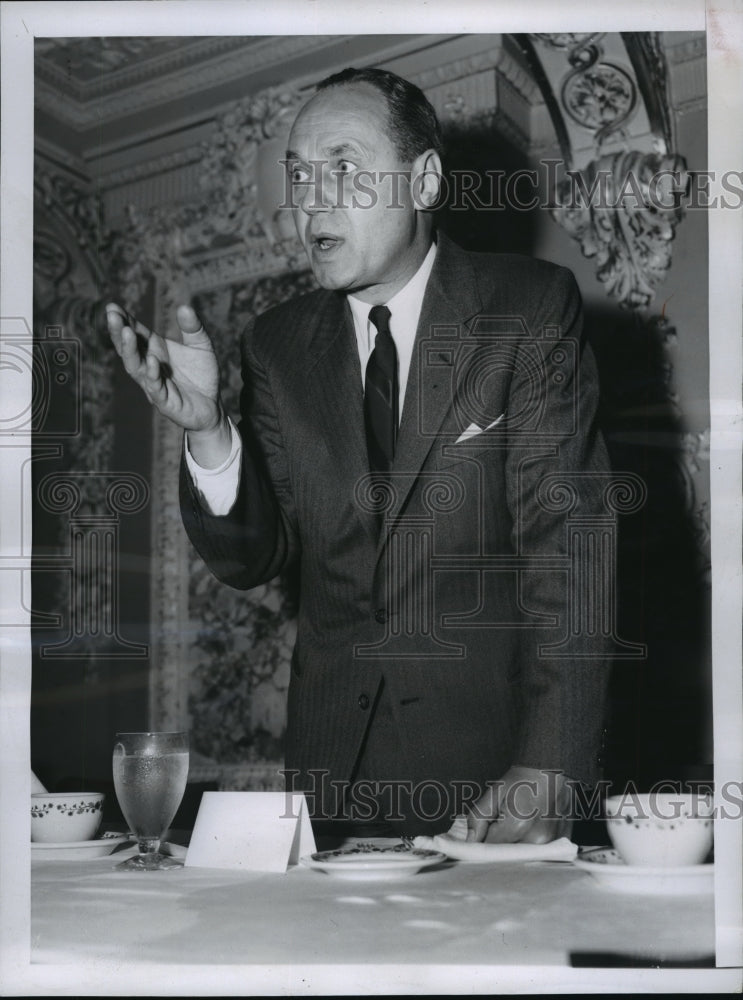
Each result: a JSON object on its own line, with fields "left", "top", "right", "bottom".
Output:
{"left": 466, "top": 766, "right": 573, "bottom": 844}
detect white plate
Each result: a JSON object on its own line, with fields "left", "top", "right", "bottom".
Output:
{"left": 301, "top": 844, "right": 447, "bottom": 880}
{"left": 31, "top": 833, "right": 131, "bottom": 861}
{"left": 573, "top": 847, "right": 714, "bottom": 895}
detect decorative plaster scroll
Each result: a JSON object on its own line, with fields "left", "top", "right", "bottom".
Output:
{"left": 552, "top": 149, "right": 687, "bottom": 309}
{"left": 35, "top": 169, "right": 108, "bottom": 281}
{"left": 527, "top": 32, "right": 687, "bottom": 310}
{"left": 197, "top": 86, "right": 303, "bottom": 248}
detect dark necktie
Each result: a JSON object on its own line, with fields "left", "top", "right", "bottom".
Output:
{"left": 364, "top": 305, "right": 398, "bottom": 473}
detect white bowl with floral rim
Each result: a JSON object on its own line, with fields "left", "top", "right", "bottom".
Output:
{"left": 31, "top": 792, "right": 105, "bottom": 843}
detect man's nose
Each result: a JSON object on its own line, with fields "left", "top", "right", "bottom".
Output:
{"left": 296, "top": 161, "right": 335, "bottom": 215}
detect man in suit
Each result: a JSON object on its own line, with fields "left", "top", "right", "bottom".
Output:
{"left": 107, "top": 67, "right": 610, "bottom": 841}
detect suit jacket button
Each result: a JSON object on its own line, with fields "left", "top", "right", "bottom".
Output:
{"left": 374, "top": 608, "right": 388, "bottom": 624}
{"left": 358, "top": 693, "right": 370, "bottom": 710}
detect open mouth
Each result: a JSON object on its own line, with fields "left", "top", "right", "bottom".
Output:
{"left": 312, "top": 235, "right": 342, "bottom": 252}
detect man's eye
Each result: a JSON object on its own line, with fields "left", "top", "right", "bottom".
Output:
{"left": 335, "top": 160, "right": 357, "bottom": 175}
{"left": 290, "top": 165, "right": 310, "bottom": 184}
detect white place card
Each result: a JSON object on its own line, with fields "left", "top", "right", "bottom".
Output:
{"left": 184, "top": 791, "right": 316, "bottom": 873}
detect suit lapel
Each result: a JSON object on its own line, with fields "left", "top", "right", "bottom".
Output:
{"left": 383, "top": 235, "right": 484, "bottom": 534}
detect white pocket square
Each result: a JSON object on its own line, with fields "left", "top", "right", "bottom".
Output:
{"left": 454, "top": 412, "right": 504, "bottom": 445}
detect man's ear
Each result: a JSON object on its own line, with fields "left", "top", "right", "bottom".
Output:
{"left": 411, "top": 149, "right": 443, "bottom": 211}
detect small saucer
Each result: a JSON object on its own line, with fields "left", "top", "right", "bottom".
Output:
{"left": 301, "top": 844, "right": 447, "bottom": 880}
{"left": 31, "top": 833, "right": 130, "bottom": 861}
{"left": 573, "top": 847, "right": 714, "bottom": 895}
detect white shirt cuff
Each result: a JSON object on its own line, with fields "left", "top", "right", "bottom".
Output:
{"left": 184, "top": 418, "right": 242, "bottom": 515}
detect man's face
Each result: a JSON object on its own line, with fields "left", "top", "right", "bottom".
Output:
{"left": 286, "top": 83, "right": 435, "bottom": 304}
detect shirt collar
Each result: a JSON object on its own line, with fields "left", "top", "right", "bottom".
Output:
{"left": 347, "top": 240, "right": 437, "bottom": 340}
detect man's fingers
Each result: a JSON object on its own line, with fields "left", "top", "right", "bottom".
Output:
{"left": 176, "top": 304, "right": 207, "bottom": 343}
{"left": 106, "top": 302, "right": 151, "bottom": 340}
{"left": 483, "top": 815, "right": 525, "bottom": 844}
{"left": 465, "top": 790, "right": 499, "bottom": 842}
{"left": 119, "top": 325, "right": 146, "bottom": 377}
{"left": 465, "top": 812, "right": 490, "bottom": 843}
{"left": 176, "top": 304, "right": 201, "bottom": 333}
{"left": 106, "top": 304, "right": 152, "bottom": 377}
{"left": 105, "top": 304, "right": 125, "bottom": 354}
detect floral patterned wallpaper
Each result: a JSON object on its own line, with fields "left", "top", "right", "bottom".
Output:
{"left": 187, "top": 270, "right": 316, "bottom": 772}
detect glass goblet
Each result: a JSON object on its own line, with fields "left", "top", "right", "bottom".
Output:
{"left": 112, "top": 731, "right": 189, "bottom": 871}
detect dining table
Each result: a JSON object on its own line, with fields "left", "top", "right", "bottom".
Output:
{"left": 26, "top": 834, "right": 726, "bottom": 995}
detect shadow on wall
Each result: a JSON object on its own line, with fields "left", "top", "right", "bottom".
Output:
{"left": 586, "top": 303, "right": 711, "bottom": 788}
{"left": 439, "top": 123, "right": 539, "bottom": 255}
{"left": 438, "top": 123, "right": 712, "bottom": 787}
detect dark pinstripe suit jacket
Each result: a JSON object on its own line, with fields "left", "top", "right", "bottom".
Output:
{"left": 181, "top": 234, "right": 611, "bottom": 818}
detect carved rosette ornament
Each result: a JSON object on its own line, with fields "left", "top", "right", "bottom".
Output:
{"left": 552, "top": 150, "right": 687, "bottom": 309}
{"left": 561, "top": 62, "right": 637, "bottom": 135}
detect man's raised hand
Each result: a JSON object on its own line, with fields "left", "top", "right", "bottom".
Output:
{"left": 106, "top": 303, "right": 232, "bottom": 468}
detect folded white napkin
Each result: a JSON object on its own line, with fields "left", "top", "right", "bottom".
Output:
{"left": 413, "top": 816, "right": 577, "bottom": 863}
{"left": 31, "top": 769, "right": 47, "bottom": 794}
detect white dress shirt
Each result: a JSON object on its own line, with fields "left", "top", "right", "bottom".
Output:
{"left": 185, "top": 241, "right": 438, "bottom": 515}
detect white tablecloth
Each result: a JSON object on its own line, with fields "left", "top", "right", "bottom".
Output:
{"left": 31, "top": 842, "right": 714, "bottom": 970}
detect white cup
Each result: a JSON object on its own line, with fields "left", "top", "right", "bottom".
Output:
{"left": 605, "top": 792, "right": 713, "bottom": 867}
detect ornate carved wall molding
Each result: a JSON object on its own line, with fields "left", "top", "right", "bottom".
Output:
{"left": 552, "top": 149, "right": 687, "bottom": 309}
{"left": 32, "top": 162, "right": 135, "bottom": 669}
{"left": 35, "top": 36, "right": 335, "bottom": 131}
{"left": 108, "top": 83, "right": 310, "bottom": 762}
{"left": 664, "top": 34, "right": 707, "bottom": 114}
{"left": 522, "top": 32, "right": 688, "bottom": 310}
{"left": 409, "top": 42, "right": 545, "bottom": 156}
{"left": 113, "top": 85, "right": 306, "bottom": 311}
{"left": 410, "top": 41, "right": 542, "bottom": 108}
